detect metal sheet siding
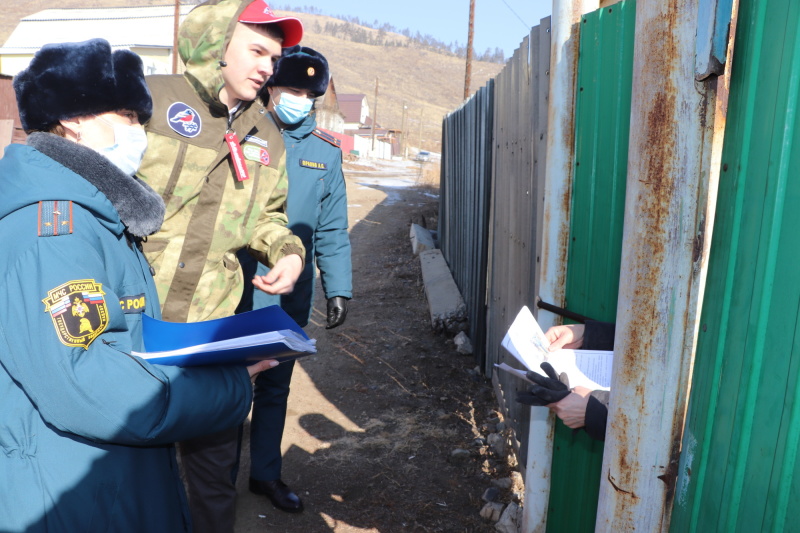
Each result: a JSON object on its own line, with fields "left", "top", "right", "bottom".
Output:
{"left": 672, "top": 0, "right": 800, "bottom": 530}
{"left": 546, "top": 3, "right": 635, "bottom": 532}
{"left": 439, "top": 78, "right": 494, "bottom": 366}
{"left": 440, "top": 18, "right": 551, "bottom": 475}
{"left": 565, "top": 2, "right": 634, "bottom": 323}
{"left": 484, "top": 21, "right": 551, "bottom": 468}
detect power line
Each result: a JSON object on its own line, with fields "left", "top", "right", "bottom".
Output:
{"left": 465, "top": 0, "right": 475, "bottom": 99}
{"left": 498, "top": 0, "right": 530, "bottom": 31}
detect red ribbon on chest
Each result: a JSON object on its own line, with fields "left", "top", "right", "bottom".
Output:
{"left": 225, "top": 131, "right": 250, "bottom": 181}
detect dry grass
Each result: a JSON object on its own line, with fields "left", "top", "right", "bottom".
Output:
{"left": 291, "top": 12, "right": 503, "bottom": 153}
{"left": 412, "top": 162, "right": 441, "bottom": 187}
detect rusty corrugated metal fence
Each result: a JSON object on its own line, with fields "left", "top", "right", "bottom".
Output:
{"left": 671, "top": 0, "right": 800, "bottom": 530}
{"left": 436, "top": 0, "right": 800, "bottom": 530}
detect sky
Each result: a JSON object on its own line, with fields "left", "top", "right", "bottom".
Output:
{"left": 274, "top": 1, "right": 553, "bottom": 60}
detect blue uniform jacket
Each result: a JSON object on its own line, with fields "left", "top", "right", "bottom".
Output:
{"left": 0, "top": 143, "right": 254, "bottom": 532}
{"left": 240, "top": 113, "right": 352, "bottom": 326}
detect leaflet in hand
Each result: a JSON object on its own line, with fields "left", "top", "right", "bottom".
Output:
{"left": 132, "top": 305, "right": 317, "bottom": 367}
{"left": 498, "top": 306, "right": 612, "bottom": 390}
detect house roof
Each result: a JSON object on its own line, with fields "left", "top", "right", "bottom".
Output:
{"left": 338, "top": 94, "right": 367, "bottom": 102}
{"left": 0, "top": 6, "right": 194, "bottom": 53}
{"left": 338, "top": 94, "right": 368, "bottom": 124}
{"left": 317, "top": 78, "right": 343, "bottom": 116}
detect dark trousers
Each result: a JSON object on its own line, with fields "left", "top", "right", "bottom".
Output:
{"left": 179, "top": 425, "right": 242, "bottom": 533}
{"left": 249, "top": 358, "right": 296, "bottom": 481}
{"left": 237, "top": 250, "right": 300, "bottom": 483}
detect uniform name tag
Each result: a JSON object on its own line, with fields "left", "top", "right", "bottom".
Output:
{"left": 299, "top": 159, "right": 327, "bottom": 170}
{"left": 120, "top": 294, "right": 146, "bottom": 314}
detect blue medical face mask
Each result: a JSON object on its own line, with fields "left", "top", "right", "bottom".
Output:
{"left": 96, "top": 116, "right": 148, "bottom": 175}
{"left": 272, "top": 90, "right": 313, "bottom": 125}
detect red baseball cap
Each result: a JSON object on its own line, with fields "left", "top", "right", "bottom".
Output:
{"left": 238, "top": 1, "right": 304, "bottom": 47}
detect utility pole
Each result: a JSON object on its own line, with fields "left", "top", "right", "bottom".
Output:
{"left": 417, "top": 107, "right": 424, "bottom": 153}
{"left": 464, "top": 0, "right": 476, "bottom": 100}
{"left": 400, "top": 102, "right": 408, "bottom": 159}
{"left": 370, "top": 77, "right": 379, "bottom": 154}
{"left": 172, "top": 0, "right": 180, "bottom": 74}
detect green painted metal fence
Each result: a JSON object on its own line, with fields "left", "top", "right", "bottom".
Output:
{"left": 672, "top": 0, "right": 800, "bottom": 531}
{"left": 547, "top": 3, "right": 636, "bottom": 532}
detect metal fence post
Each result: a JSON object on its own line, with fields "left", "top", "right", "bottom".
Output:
{"left": 594, "top": 0, "right": 729, "bottom": 530}
{"left": 523, "top": 1, "right": 599, "bottom": 531}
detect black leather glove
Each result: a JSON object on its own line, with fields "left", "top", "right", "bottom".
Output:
{"left": 516, "top": 362, "right": 571, "bottom": 406}
{"left": 326, "top": 296, "right": 349, "bottom": 329}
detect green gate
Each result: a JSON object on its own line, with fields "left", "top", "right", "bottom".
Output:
{"left": 671, "top": 0, "right": 800, "bottom": 530}
{"left": 548, "top": 2, "right": 635, "bottom": 531}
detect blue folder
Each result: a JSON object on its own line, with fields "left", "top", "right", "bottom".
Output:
{"left": 137, "top": 305, "right": 315, "bottom": 367}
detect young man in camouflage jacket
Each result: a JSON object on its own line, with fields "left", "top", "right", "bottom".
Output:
{"left": 136, "top": 1, "right": 305, "bottom": 531}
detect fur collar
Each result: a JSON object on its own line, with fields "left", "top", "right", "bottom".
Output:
{"left": 27, "top": 132, "right": 165, "bottom": 238}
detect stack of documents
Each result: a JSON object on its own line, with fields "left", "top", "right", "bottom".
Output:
{"left": 132, "top": 305, "right": 317, "bottom": 367}
{"left": 498, "top": 306, "right": 612, "bottom": 390}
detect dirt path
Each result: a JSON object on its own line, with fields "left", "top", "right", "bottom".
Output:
{"left": 233, "top": 159, "right": 512, "bottom": 532}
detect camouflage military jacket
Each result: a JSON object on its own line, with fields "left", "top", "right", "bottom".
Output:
{"left": 137, "top": 0, "right": 303, "bottom": 323}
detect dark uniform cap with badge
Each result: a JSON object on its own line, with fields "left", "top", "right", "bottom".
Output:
{"left": 13, "top": 38, "right": 153, "bottom": 133}
{"left": 265, "top": 45, "right": 330, "bottom": 97}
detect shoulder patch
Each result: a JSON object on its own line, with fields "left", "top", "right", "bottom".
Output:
{"left": 167, "top": 101, "right": 202, "bottom": 138}
{"left": 38, "top": 200, "right": 73, "bottom": 237}
{"left": 42, "top": 279, "right": 109, "bottom": 349}
{"left": 312, "top": 129, "right": 341, "bottom": 148}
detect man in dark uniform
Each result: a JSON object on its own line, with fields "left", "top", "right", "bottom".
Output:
{"left": 238, "top": 45, "right": 353, "bottom": 513}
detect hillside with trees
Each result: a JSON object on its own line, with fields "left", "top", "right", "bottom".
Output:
{"left": 277, "top": 3, "right": 507, "bottom": 64}
{"left": 2, "top": 1, "right": 511, "bottom": 152}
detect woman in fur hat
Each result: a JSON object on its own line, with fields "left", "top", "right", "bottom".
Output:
{"left": 0, "top": 38, "right": 276, "bottom": 532}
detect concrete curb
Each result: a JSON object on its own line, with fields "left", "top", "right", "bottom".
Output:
{"left": 409, "top": 223, "right": 435, "bottom": 255}
{"left": 418, "top": 249, "right": 468, "bottom": 335}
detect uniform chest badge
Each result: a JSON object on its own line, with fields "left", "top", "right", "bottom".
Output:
{"left": 243, "top": 144, "right": 270, "bottom": 166}
{"left": 43, "top": 279, "right": 109, "bottom": 349}
{"left": 243, "top": 135, "right": 268, "bottom": 148}
{"left": 167, "top": 102, "right": 202, "bottom": 138}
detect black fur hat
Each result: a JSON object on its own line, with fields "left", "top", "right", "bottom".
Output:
{"left": 266, "top": 45, "right": 330, "bottom": 96}
{"left": 14, "top": 38, "right": 153, "bottom": 133}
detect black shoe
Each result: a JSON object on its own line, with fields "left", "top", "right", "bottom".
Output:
{"left": 249, "top": 478, "right": 304, "bottom": 513}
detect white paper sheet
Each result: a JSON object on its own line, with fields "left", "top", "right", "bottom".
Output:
{"left": 499, "top": 306, "right": 612, "bottom": 391}
{"left": 133, "top": 329, "right": 316, "bottom": 359}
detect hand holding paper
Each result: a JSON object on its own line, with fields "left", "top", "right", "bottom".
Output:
{"left": 247, "top": 358, "right": 281, "bottom": 379}
{"left": 498, "top": 306, "right": 612, "bottom": 391}
{"left": 549, "top": 386, "right": 592, "bottom": 428}
{"left": 545, "top": 323, "right": 586, "bottom": 350}
{"left": 516, "top": 363, "right": 571, "bottom": 406}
